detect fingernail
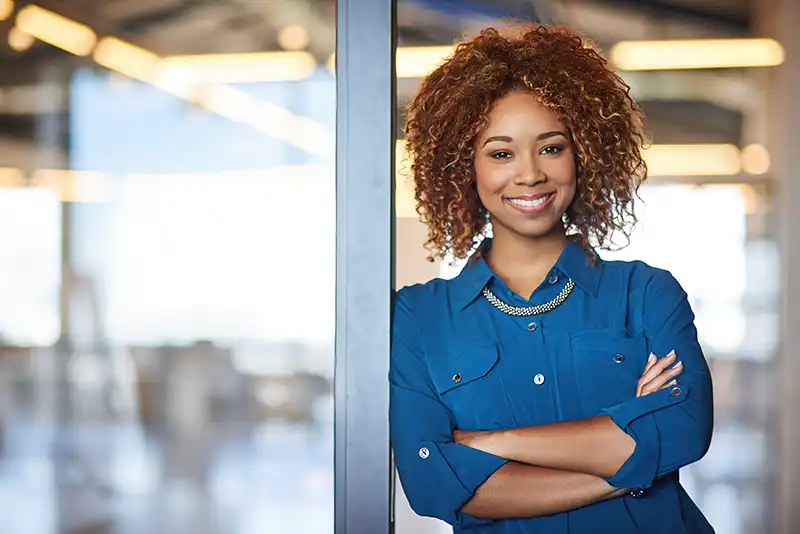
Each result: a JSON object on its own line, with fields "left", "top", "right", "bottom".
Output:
{"left": 675, "top": 361, "right": 683, "bottom": 368}
{"left": 667, "top": 350, "right": 677, "bottom": 359}
{"left": 648, "top": 353, "right": 656, "bottom": 363}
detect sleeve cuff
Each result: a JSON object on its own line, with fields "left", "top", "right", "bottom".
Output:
{"left": 412, "top": 440, "right": 508, "bottom": 528}
{"left": 599, "top": 385, "right": 690, "bottom": 489}
{"left": 601, "top": 384, "right": 689, "bottom": 429}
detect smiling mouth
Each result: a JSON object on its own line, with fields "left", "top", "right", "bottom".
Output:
{"left": 505, "top": 193, "right": 554, "bottom": 209}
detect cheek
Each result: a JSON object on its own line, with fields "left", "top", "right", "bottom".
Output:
{"left": 474, "top": 164, "right": 507, "bottom": 200}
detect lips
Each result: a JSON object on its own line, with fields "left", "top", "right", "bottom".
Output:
{"left": 503, "top": 192, "right": 555, "bottom": 214}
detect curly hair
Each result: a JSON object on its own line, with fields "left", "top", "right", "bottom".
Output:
{"left": 403, "top": 24, "right": 648, "bottom": 261}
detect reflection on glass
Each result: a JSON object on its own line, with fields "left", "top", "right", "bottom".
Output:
{"left": 0, "top": 5, "right": 335, "bottom": 534}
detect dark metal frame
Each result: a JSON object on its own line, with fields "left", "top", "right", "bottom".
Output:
{"left": 334, "top": 0, "right": 397, "bottom": 533}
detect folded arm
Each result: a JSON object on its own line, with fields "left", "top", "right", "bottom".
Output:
{"left": 390, "top": 290, "right": 630, "bottom": 527}
{"left": 460, "top": 462, "right": 629, "bottom": 519}
{"left": 453, "top": 271, "right": 714, "bottom": 490}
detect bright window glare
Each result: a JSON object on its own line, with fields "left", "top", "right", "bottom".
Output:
{"left": 104, "top": 171, "right": 335, "bottom": 344}
{"left": 0, "top": 189, "right": 61, "bottom": 345}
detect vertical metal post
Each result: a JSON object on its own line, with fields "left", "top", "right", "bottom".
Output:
{"left": 334, "top": 0, "right": 397, "bottom": 533}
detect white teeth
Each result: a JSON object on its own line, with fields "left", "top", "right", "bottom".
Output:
{"left": 507, "top": 194, "right": 551, "bottom": 208}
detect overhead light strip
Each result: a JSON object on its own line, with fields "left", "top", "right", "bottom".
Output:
{"left": 12, "top": 5, "right": 331, "bottom": 158}
{"left": 611, "top": 38, "right": 785, "bottom": 71}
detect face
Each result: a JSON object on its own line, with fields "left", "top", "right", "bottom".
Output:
{"left": 473, "top": 91, "right": 577, "bottom": 242}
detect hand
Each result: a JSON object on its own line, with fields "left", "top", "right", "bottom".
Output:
{"left": 636, "top": 350, "right": 683, "bottom": 397}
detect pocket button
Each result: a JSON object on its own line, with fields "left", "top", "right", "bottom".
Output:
{"left": 671, "top": 386, "right": 682, "bottom": 397}
{"left": 613, "top": 353, "right": 625, "bottom": 364}
{"left": 533, "top": 373, "right": 545, "bottom": 385}
{"left": 452, "top": 373, "right": 462, "bottom": 384}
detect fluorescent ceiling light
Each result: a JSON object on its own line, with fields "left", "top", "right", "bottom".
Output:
{"left": 0, "top": 167, "right": 24, "bottom": 187}
{"left": 15, "top": 4, "right": 96, "bottom": 56}
{"left": 396, "top": 46, "right": 454, "bottom": 78}
{"left": 328, "top": 46, "right": 455, "bottom": 78}
{"left": 740, "top": 144, "right": 770, "bottom": 175}
{"left": 611, "top": 39, "right": 784, "bottom": 70}
{"left": 8, "top": 26, "right": 34, "bottom": 52}
{"left": 160, "top": 51, "right": 317, "bottom": 83}
{"left": 0, "top": 0, "right": 13, "bottom": 21}
{"left": 94, "top": 37, "right": 160, "bottom": 82}
{"left": 644, "top": 144, "right": 742, "bottom": 176}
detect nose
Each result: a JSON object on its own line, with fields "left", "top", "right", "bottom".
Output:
{"left": 513, "top": 154, "right": 546, "bottom": 186}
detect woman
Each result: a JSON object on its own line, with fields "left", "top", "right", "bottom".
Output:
{"left": 390, "top": 25, "right": 714, "bottom": 533}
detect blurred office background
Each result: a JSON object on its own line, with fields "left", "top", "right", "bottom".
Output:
{"left": 0, "top": 0, "right": 794, "bottom": 533}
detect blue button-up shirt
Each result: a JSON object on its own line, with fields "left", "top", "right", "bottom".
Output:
{"left": 390, "top": 240, "right": 714, "bottom": 533}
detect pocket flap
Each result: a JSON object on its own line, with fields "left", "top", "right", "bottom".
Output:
{"left": 572, "top": 332, "right": 647, "bottom": 358}
{"left": 427, "top": 345, "right": 500, "bottom": 396}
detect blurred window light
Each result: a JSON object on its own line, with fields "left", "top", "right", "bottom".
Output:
{"left": 611, "top": 38, "right": 784, "bottom": 71}
{"left": 31, "top": 169, "right": 112, "bottom": 203}
{"left": 160, "top": 51, "right": 317, "bottom": 84}
{"left": 15, "top": 4, "right": 96, "bottom": 56}
{"left": 644, "top": 144, "right": 742, "bottom": 176}
{"left": 741, "top": 143, "right": 771, "bottom": 175}
{"left": 0, "top": 0, "right": 13, "bottom": 21}
{"left": 8, "top": 25, "right": 34, "bottom": 52}
{"left": 278, "top": 24, "right": 310, "bottom": 51}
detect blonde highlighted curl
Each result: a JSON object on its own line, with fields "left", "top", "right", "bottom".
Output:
{"left": 403, "top": 25, "right": 648, "bottom": 261}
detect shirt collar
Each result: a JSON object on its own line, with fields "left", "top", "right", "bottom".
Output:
{"left": 451, "top": 238, "right": 602, "bottom": 311}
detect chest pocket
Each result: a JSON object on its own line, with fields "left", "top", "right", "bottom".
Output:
{"left": 571, "top": 331, "right": 648, "bottom": 416}
{"left": 427, "top": 343, "right": 516, "bottom": 431}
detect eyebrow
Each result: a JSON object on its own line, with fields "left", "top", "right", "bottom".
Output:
{"left": 481, "top": 130, "right": 569, "bottom": 147}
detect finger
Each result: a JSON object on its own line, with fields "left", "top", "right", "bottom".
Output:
{"left": 659, "top": 379, "right": 678, "bottom": 390}
{"left": 639, "top": 350, "right": 677, "bottom": 385}
{"left": 636, "top": 353, "right": 658, "bottom": 396}
{"left": 640, "top": 361, "right": 683, "bottom": 395}
{"left": 642, "top": 353, "right": 658, "bottom": 375}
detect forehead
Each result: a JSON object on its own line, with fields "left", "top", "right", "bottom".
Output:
{"left": 482, "top": 91, "right": 565, "bottom": 132}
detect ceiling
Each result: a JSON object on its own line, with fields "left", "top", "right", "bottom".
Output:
{"left": 0, "top": 0, "right": 758, "bottom": 158}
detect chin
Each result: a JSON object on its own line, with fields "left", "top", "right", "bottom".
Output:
{"left": 508, "top": 220, "right": 564, "bottom": 240}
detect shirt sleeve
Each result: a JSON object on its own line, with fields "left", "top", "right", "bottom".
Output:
{"left": 600, "top": 270, "right": 714, "bottom": 490}
{"left": 390, "top": 289, "right": 509, "bottom": 529}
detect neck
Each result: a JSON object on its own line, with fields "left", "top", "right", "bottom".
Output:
{"left": 485, "top": 228, "right": 568, "bottom": 300}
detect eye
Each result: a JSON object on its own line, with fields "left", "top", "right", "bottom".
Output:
{"left": 540, "top": 145, "right": 565, "bottom": 156}
{"left": 490, "top": 150, "right": 512, "bottom": 160}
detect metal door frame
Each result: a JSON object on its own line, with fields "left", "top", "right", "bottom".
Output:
{"left": 334, "top": 0, "right": 397, "bottom": 533}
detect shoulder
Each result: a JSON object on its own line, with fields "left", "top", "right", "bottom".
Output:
{"left": 600, "top": 256, "right": 686, "bottom": 299}
{"left": 395, "top": 276, "right": 456, "bottom": 311}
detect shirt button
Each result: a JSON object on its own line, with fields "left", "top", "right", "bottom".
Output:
{"left": 527, "top": 322, "right": 537, "bottom": 331}
{"left": 452, "top": 373, "right": 462, "bottom": 384}
{"left": 533, "top": 373, "right": 545, "bottom": 385}
{"left": 671, "top": 386, "right": 682, "bottom": 397}
{"left": 548, "top": 273, "right": 559, "bottom": 284}
{"left": 613, "top": 353, "right": 625, "bottom": 363}
{"left": 418, "top": 447, "right": 430, "bottom": 459}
